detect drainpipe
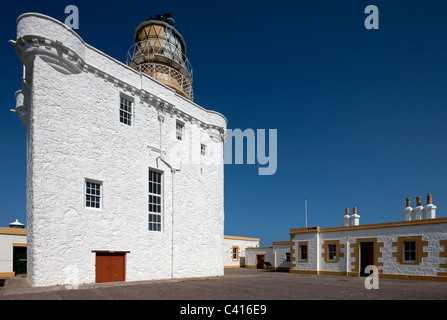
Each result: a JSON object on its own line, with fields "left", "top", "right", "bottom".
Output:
{"left": 156, "top": 109, "right": 180, "bottom": 279}
{"left": 346, "top": 237, "right": 350, "bottom": 277}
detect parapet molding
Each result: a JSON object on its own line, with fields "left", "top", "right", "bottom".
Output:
{"left": 290, "top": 217, "right": 447, "bottom": 236}
{"left": 0, "top": 227, "right": 27, "bottom": 236}
{"left": 224, "top": 235, "right": 260, "bottom": 242}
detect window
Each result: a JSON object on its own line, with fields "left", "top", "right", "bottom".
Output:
{"left": 299, "top": 245, "right": 308, "bottom": 262}
{"left": 120, "top": 96, "right": 133, "bottom": 126}
{"left": 286, "top": 252, "right": 290, "bottom": 262}
{"left": 176, "top": 121, "right": 184, "bottom": 141}
{"left": 328, "top": 244, "right": 337, "bottom": 262}
{"left": 85, "top": 180, "right": 101, "bottom": 209}
{"left": 404, "top": 241, "right": 416, "bottom": 262}
{"left": 148, "top": 169, "right": 163, "bottom": 232}
{"left": 232, "top": 246, "right": 239, "bottom": 261}
{"left": 201, "top": 144, "right": 207, "bottom": 156}
{"left": 392, "top": 236, "right": 428, "bottom": 265}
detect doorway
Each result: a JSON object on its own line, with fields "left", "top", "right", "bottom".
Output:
{"left": 360, "top": 242, "right": 374, "bottom": 276}
{"left": 256, "top": 255, "right": 265, "bottom": 269}
{"left": 13, "top": 246, "right": 27, "bottom": 275}
{"left": 95, "top": 252, "right": 126, "bottom": 283}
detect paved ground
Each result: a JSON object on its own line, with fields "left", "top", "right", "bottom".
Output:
{"left": 1, "top": 268, "right": 447, "bottom": 301}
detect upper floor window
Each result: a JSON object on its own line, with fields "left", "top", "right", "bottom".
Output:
{"left": 176, "top": 121, "right": 184, "bottom": 141}
{"left": 120, "top": 96, "right": 133, "bottom": 126}
{"left": 201, "top": 144, "right": 207, "bottom": 156}
{"left": 85, "top": 180, "right": 101, "bottom": 209}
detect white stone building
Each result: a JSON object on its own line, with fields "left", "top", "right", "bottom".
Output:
{"left": 0, "top": 220, "right": 27, "bottom": 277}
{"left": 290, "top": 195, "right": 447, "bottom": 281}
{"left": 223, "top": 235, "right": 260, "bottom": 268}
{"left": 245, "top": 195, "right": 447, "bottom": 281}
{"left": 10, "top": 13, "right": 227, "bottom": 287}
{"left": 246, "top": 241, "right": 290, "bottom": 271}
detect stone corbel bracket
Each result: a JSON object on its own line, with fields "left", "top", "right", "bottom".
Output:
{"left": 10, "top": 36, "right": 84, "bottom": 75}
{"left": 12, "top": 13, "right": 86, "bottom": 74}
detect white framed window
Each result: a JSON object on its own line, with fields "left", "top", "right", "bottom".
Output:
{"left": 404, "top": 241, "right": 416, "bottom": 262}
{"left": 176, "top": 121, "right": 184, "bottom": 141}
{"left": 120, "top": 96, "right": 133, "bottom": 126}
{"left": 201, "top": 144, "right": 207, "bottom": 156}
{"left": 231, "top": 246, "right": 239, "bottom": 261}
{"left": 85, "top": 180, "right": 101, "bottom": 209}
{"left": 328, "top": 244, "right": 337, "bottom": 261}
{"left": 148, "top": 169, "right": 163, "bottom": 232}
{"left": 298, "top": 242, "right": 308, "bottom": 262}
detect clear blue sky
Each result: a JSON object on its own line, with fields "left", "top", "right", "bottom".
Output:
{"left": 1, "top": 1, "right": 446, "bottom": 247}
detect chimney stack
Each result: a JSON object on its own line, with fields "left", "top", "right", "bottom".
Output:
{"left": 422, "top": 194, "right": 436, "bottom": 219}
{"left": 403, "top": 197, "right": 412, "bottom": 221}
{"left": 350, "top": 207, "right": 360, "bottom": 226}
{"left": 343, "top": 207, "right": 360, "bottom": 226}
{"left": 343, "top": 208, "right": 350, "bottom": 226}
{"left": 403, "top": 194, "right": 436, "bottom": 221}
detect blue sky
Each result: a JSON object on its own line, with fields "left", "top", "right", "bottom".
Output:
{"left": 1, "top": 1, "right": 447, "bottom": 246}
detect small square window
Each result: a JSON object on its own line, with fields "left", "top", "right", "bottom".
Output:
{"left": 176, "top": 121, "right": 184, "bottom": 141}
{"left": 85, "top": 180, "right": 101, "bottom": 209}
{"left": 404, "top": 241, "right": 416, "bottom": 262}
{"left": 232, "top": 247, "right": 239, "bottom": 261}
{"left": 328, "top": 244, "right": 337, "bottom": 261}
{"left": 299, "top": 245, "right": 308, "bottom": 261}
{"left": 120, "top": 96, "right": 133, "bottom": 126}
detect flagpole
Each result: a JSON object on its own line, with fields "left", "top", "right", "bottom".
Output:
{"left": 305, "top": 198, "right": 308, "bottom": 228}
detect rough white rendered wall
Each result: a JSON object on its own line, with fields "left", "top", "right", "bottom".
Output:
{"left": 245, "top": 247, "right": 274, "bottom": 268}
{"left": 291, "top": 232, "right": 319, "bottom": 272}
{"left": 223, "top": 237, "right": 260, "bottom": 267}
{"left": 272, "top": 244, "right": 290, "bottom": 269}
{"left": 15, "top": 13, "right": 226, "bottom": 287}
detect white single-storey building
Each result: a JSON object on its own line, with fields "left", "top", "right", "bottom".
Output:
{"left": 291, "top": 195, "right": 447, "bottom": 281}
{"left": 223, "top": 235, "right": 260, "bottom": 268}
{"left": 246, "top": 195, "right": 447, "bottom": 281}
{"left": 246, "top": 241, "right": 291, "bottom": 271}
{"left": 0, "top": 220, "right": 27, "bottom": 277}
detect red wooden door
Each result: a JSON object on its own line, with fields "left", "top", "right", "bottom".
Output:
{"left": 95, "top": 252, "right": 126, "bottom": 283}
{"left": 256, "top": 255, "right": 265, "bottom": 269}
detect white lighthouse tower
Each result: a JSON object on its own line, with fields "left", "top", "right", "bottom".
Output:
{"left": 10, "top": 13, "right": 226, "bottom": 287}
